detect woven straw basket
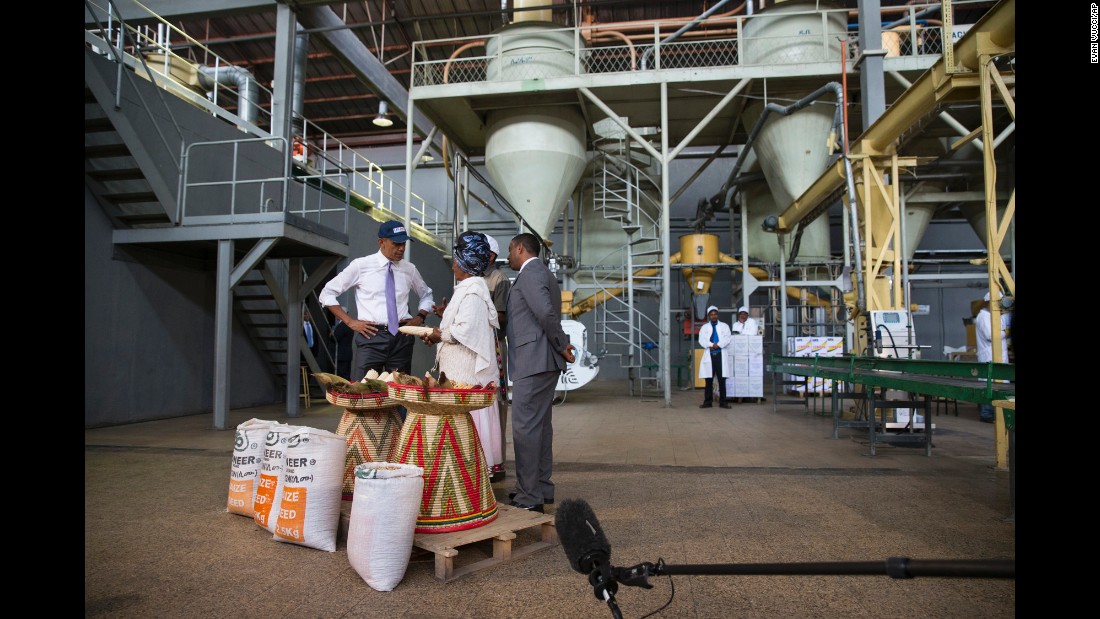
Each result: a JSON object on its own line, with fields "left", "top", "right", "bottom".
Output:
{"left": 386, "top": 382, "right": 495, "bottom": 416}
{"left": 336, "top": 408, "right": 403, "bottom": 500}
{"left": 392, "top": 409, "right": 498, "bottom": 533}
{"left": 325, "top": 389, "right": 395, "bottom": 410}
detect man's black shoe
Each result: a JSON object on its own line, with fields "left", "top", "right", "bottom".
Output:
{"left": 508, "top": 492, "right": 553, "bottom": 505}
{"left": 719, "top": 403, "right": 732, "bottom": 409}
{"left": 699, "top": 402, "right": 713, "bottom": 408}
{"left": 508, "top": 500, "right": 544, "bottom": 513}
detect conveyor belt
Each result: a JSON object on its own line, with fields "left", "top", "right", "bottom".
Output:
{"left": 767, "top": 355, "right": 1015, "bottom": 457}
{"left": 767, "top": 355, "right": 1014, "bottom": 404}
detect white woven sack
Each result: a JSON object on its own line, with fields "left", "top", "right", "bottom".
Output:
{"left": 347, "top": 462, "right": 424, "bottom": 591}
{"left": 271, "top": 427, "right": 346, "bottom": 552}
{"left": 252, "top": 424, "right": 304, "bottom": 530}
{"left": 227, "top": 419, "right": 283, "bottom": 517}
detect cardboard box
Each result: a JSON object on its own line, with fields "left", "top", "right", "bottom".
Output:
{"left": 732, "top": 338, "right": 750, "bottom": 355}
{"left": 810, "top": 337, "right": 828, "bottom": 356}
{"left": 733, "top": 357, "right": 749, "bottom": 377}
{"left": 789, "top": 337, "right": 812, "bottom": 357}
{"left": 748, "top": 335, "right": 764, "bottom": 355}
{"left": 734, "top": 377, "right": 753, "bottom": 396}
{"left": 749, "top": 357, "right": 764, "bottom": 377}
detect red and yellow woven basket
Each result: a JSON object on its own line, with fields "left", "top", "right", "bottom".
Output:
{"left": 392, "top": 408, "right": 498, "bottom": 533}
{"left": 335, "top": 407, "right": 403, "bottom": 500}
{"left": 386, "top": 382, "right": 495, "bottom": 416}
{"left": 325, "top": 389, "right": 395, "bottom": 410}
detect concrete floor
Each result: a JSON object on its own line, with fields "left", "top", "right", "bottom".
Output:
{"left": 85, "top": 380, "right": 1015, "bottom": 618}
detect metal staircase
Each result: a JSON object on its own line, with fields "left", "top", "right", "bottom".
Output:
{"left": 585, "top": 139, "right": 665, "bottom": 394}
{"left": 233, "top": 264, "right": 336, "bottom": 397}
{"left": 84, "top": 83, "right": 178, "bottom": 229}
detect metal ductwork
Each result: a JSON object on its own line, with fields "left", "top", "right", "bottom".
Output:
{"left": 291, "top": 29, "right": 309, "bottom": 134}
{"left": 198, "top": 65, "right": 259, "bottom": 124}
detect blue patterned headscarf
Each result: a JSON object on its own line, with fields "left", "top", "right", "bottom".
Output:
{"left": 453, "top": 231, "right": 491, "bottom": 276}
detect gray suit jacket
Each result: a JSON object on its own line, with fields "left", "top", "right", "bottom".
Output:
{"left": 506, "top": 258, "right": 570, "bottom": 380}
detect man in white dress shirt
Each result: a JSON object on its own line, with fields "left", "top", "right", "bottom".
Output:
{"left": 319, "top": 220, "right": 434, "bottom": 381}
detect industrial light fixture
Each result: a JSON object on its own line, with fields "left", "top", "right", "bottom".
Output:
{"left": 373, "top": 101, "right": 393, "bottom": 127}
{"left": 421, "top": 153, "right": 435, "bottom": 163}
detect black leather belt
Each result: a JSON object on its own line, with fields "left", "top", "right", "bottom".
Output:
{"left": 367, "top": 318, "right": 419, "bottom": 327}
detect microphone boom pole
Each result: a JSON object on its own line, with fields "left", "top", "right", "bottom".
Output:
{"left": 634, "top": 557, "right": 1015, "bottom": 580}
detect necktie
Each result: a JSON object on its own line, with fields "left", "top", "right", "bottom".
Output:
{"left": 710, "top": 322, "right": 719, "bottom": 345}
{"left": 304, "top": 321, "right": 314, "bottom": 348}
{"left": 386, "top": 262, "right": 399, "bottom": 336}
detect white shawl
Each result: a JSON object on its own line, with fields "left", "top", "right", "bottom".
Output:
{"left": 439, "top": 276, "right": 499, "bottom": 377}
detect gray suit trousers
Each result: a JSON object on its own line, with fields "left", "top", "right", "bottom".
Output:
{"left": 510, "top": 369, "right": 557, "bottom": 506}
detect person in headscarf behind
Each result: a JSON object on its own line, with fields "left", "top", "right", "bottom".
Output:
{"left": 418, "top": 231, "right": 503, "bottom": 474}
{"left": 697, "top": 305, "right": 733, "bottom": 409}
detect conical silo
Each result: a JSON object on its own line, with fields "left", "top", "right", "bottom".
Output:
{"left": 959, "top": 203, "right": 1012, "bottom": 260}
{"left": 484, "top": 22, "right": 587, "bottom": 240}
{"left": 736, "top": 145, "right": 831, "bottom": 263}
{"left": 738, "top": 1, "right": 848, "bottom": 263}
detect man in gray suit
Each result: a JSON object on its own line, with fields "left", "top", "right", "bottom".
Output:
{"left": 505, "top": 233, "right": 575, "bottom": 513}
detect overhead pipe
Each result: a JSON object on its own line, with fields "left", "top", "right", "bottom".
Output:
{"left": 585, "top": 30, "right": 637, "bottom": 69}
{"left": 291, "top": 29, "right": 309, "bottom": 134}
{"left": 580, "top": 2, "right": 746, "bottom": 38}
{"left": 197, "top": 64, "right": 259, "bottom": 124}
{"left": 641, "top": 0, "right": 738, "bottom": 70}
{"left": 512, "top": 0, "right": 551, "bottom": 23}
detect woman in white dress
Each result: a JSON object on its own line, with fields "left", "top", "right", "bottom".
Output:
{"left": 418, "top": 231, "right": 502, "bottom": 473}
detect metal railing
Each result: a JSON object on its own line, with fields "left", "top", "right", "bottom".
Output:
{"left": 86, "top": 0, "right": 447, "bottom": 248}
{"left": 179, "top": 136, "right": 352, "bottom": 230}
{"left": 412, "top": 2, "right": 977, "bottom": 87}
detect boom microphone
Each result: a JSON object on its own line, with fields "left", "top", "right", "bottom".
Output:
{"left": 555, "top": 498, "right": 611, "bottom": 574}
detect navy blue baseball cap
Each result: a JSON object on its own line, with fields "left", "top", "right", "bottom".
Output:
{"left": 378, "top": 220, "right": 410, "bottom": 243}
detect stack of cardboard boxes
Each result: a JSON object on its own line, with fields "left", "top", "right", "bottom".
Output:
{"left": 785, "top": 336, "right": 844, "bottom": 395}
{"left": 725, "top": 335, "right": 764, "bottom": 399}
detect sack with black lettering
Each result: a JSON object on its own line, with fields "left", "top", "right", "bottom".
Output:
{"left": 346, "top": 462, "right": 424, "bottom": 591}
{"left": 252, "top": 425, "right": 304, "bottom": 530}
{"left": 271, "top": 427, "right": 346, "bottom": 552}
{"left": 227, "top": 419, "right": 283, "bottom": 517}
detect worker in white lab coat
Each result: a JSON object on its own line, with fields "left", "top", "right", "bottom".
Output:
{"left": 975, "top": 291, "right": 1010, "bottom": 423}
{"left": 697, "top": 305, "right": 733, "bottom": 409}
{"left": 731, "top": 306, "right": 758, "bottom": 336}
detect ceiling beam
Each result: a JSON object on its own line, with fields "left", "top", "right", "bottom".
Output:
{"left": 294, "top": 3, "right": 443, "bottom": 152}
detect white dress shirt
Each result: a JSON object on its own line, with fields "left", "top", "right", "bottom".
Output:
{"left": 319, "top": 251, "right": 434, "bottom": 323}
{"left": 731, "top": 317, "right": 758, "bottom": 336}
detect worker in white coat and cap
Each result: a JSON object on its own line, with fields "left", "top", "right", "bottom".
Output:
{"left": 975, "top": 291, "right": 1010, "bottom": 423}
{"left": 731, "top": 306, "right": 758, "bottom": 336}
{"left": 697, "top": 305, "right": 733, "bottom": 409}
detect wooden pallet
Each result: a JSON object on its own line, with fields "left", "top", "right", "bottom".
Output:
{"left": 413, "top": 504, "right": 557, "bottom": 582}
{"left": 339, "top": 502, "right": 557, "bottom": 583}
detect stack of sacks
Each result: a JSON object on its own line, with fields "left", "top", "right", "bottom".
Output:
{"left": 227, "top": 418, "right": 284, "bottom": 517}
{"left": 270, "top": 427, "right": 347, "bottom": 552}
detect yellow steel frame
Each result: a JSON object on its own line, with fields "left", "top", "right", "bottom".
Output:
{"left": 980, "top": 49, "right": 1015, "bottom": 468}
{"left": 775, "top": 0, "right": 1015, "bottom": 467}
